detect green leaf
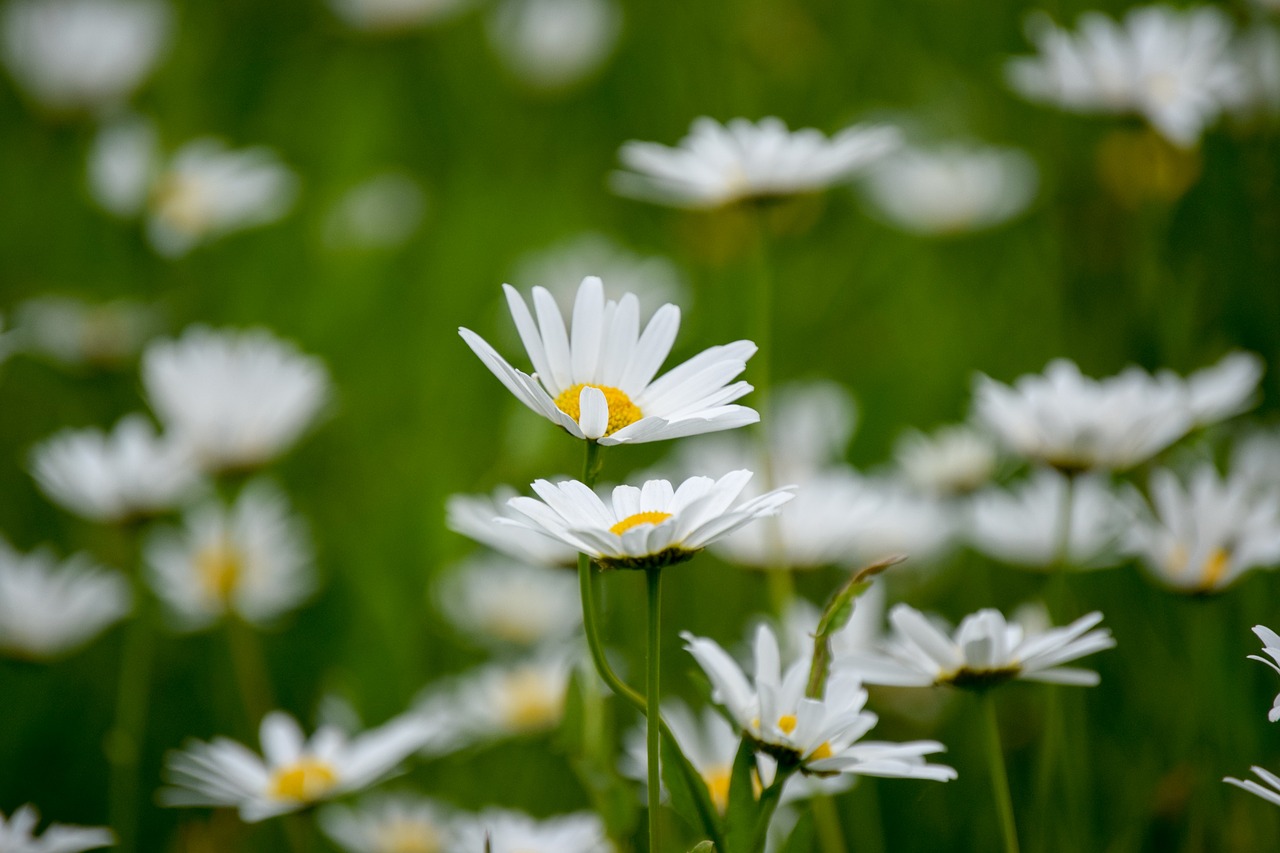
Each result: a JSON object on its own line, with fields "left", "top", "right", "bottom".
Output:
{"left": 808, "top": 554, "right": 906, "bottom": 699}
{"left": 661, "top": 729, "right": 725, "bottom": 848}
{"left": 723, "top": 738, "right": 760, "bottom": 853}
{"left": 780, "top": 813, "right": 815, "bottom": 853}
{"left": 689, "top": 843, "right": 717, "bottom": 853}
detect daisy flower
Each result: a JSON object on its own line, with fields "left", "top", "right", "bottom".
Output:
{"left": 14, "top": 296, "right": 159, "bottom": 369}
{"left": 160, "top": 711, "right": 432, "bottom": 821}
{"left": 512, "top": 232, "right": 686, "bottom": 315}
{"left": 142, "top": 326, "right": 331, "bottom": 473}
{"left": 460, "top": 276, "right": 758, "bottom": 445}
{"left": 0, "top": 804, "right": 114, "bottom": 852}
{"left": 841, "top": 603, "right": 1115, "bottom": 689}
{"left": 683, "top": 624, "right": 956, "bottom": 781}
{"left": 488, "top": 0, "right": 622, "bottom": 92}
{"left": 144, "top": 482, "right": 314, "bottom": 631}
{"left": 1246, "top": 625, "right": 1280, "bottom": 723}
{"left": 612, "top": 116, "right": 901, "bottom": 208}
{"left": 328, "top": 0, "right": 472, "bottom": 33}
{"left": 434, "top": 555, "right": 580, "bottom": 646}
{"left": 503, "top": 470, "right": 794, "bottom": 571}
{"left": 1126, "top": 464, "right": 1280, "bottom": 594}
{"left": 320, "top": 793, "right": 453, "bottom": 853}
{"left": 1006, "top": 6, "right": 1248, "bottom": 147}
{"left": 0, "top": 541, "right": 131, "bottom": 660}
{"left": 30, "top": 414, "right": 202, "bottom": 524}
{"left": 1225, "top": 765, "right": 1280, "bottom": 808}
{"left": 1178, "top": 350, "right": 1264, "bottom": 426}
{"left": 895, "top": 425, "right": 998, "bottom": 497}
{"left": 446, "top": 487, "right": 578, "bottom": 568}
{"left": 451, "top": 809, "right": 610, "bottom": 853}
{"left": 841, "top": 479, "right": 959, "bottom": 566}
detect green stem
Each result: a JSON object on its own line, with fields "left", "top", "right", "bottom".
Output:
{"left": 282, "top": 810, "right": 309, "bottom": 853}
{"left": 766, "top": 569, "right": 795, "bottom": 617}
{"left": 983, "top": 693, "right": 1021, "bottom": 853}
{"left": 106, "top": 592, "right": 156, "bottom": 853}
{"left": 812, "top": 795, "right": 849, "bottom": 853}
{"left": 646, "top": 567, "right": 664, "bottom": 853}
{"left": 226, "top": 616, "right": 278, "bottom": 728}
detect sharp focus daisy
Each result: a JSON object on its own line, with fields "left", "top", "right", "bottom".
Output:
{"left": 503, "top": 470, "right": 794, "bottom": 571}
{"left": 895, "top": 424, "right": 998, "bottom": 496}
{"left": 319, "top": 793, "right": 453, "bottom": 853}
{"left": 460, "top": 275, "right": 759, "bottom": 445}
{"left": 1246, "top": 625, "right": 1280, "bottom": 723}
{"left": 512, "top": 232, "right": 686, "bottom": 315}
{"left": 160, "top": 711, "right": 433, "bottom": 821}
{"left": 434, "top": 555, "right": 580, "bottom": 646}
{"left": 683, "top": 624, "right": 957, "bottom": 782}
{"left": 612, "top": 116, "right": 901, "bottom": 209}
{"left": 1225, "top": 765, "right": 1280, "bottom": 808}
{"left": 859, "top": 143, "right": 1038, "bottom": 236}
{"left": 0, "top": 804, "right": 115, "bottom": 852}
{"left": 487, "top": 0, "right": 622, "bottom": 92}
{"left": 1, "top": 0, "right": 171, "bottom": 115}
{"left": 445, "top": 487, "right": 578, "bottom": 568}
{"left": 327, "top": 0, "right": 472, "bottom": 33}
{"left": 1127, "top": 464, "right": 1280, "bottom": 594}
{"left": 142, "top": 326, "right": 331, "bottom": 472}
{"left": 1006, "top": 6, "right": 1248, "bottom": 147}
{"left": 144, "top": 481, "right": 314, "bottom": 631}
{"left": 0, "top": 541, "right": 131, "bottom": 660}
{"left": 451, "top": 809, "right": 610, "bottom": 853}
{"left": 840, "top": 603, "right": 1115, "bottom": 689}
{"left": 15, "top": 295, "right": 160, "bottom": 369}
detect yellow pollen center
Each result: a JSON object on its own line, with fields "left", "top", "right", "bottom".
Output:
{"left": 808, "top": 741, "right": 834, "bottom": 761}
{"left": 554, "top": 383, "right": 643, "bottom": 436}
{"left": 375, "top": 821, "right": 443, "bottom": 853}
{"left": 499, "top": 669, "right": 566, "bottom": 731}
{"left": 1199, "top": 547, "right": 1231, "bottom": 590}
{"left": 268, "top": 757, "right": 338, "bottom": 802}
{"left": 609, "top": 511, "right": 673, "bottom": 536}
{"left": 703, "top": 766, "right": 732, "bottom": 813}
{"left": 196, "top": 539, "right": 243, "bottom": 605}
{"left": 777, "top": 714, "right": 798, "bottom": 735}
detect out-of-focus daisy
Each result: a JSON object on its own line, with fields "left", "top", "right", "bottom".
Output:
{"left": 1127, "top": 464, "right": 1280, "bottom": 594}
{"left": 841, "top": 603, "right": 1115, "bottom": 689}
{"left": 142, "top": 326, "right": 331, "bottom": 473}
{"left": 322, "top": 172, "right": 426, "bottom": 251}
{"left": 445, "top": 487, "right": 578, "bottom": 568}
{"left": 504, "top": 471, "right": 794, "bottom": 571}
{"left": 512, "top": 233, "right": 686, "bottom": 315}
{"left": 320, "top": 793, "right": 452, "bottom": 853}
{"left": 1233, "top": 26, "right": 1280, "bottom": 119}
{"left": 453, "top": 809, "right": 609, "bottom": 853}
{"left": 1177, "top": 350, "right": 1264, "bottom": 426}
{"left": 967, "top": 471, "right": 1131, "bottom": 569}
{"left": 328, "top": 0, "right": 471, "bottom": 33}
{"left": 683, "top": 624, "right": 957, "bottom": 781}
{"left": 1, "top": 0, "right": 171, "bottom": 115}
{"left": 0, "top": 804, "right": 115, "bottom": 852}
{"left": 1233, "top": 429, "right": 1280, "bottom": 495}
{"left": 0, "top": 541, "right": 131, "bottom": 660}
{"left": 895, "top": 425, "right": 998, "bottom": 496}
{"left": 434, "top": 555, "right": 580, "bottom": 646}
{"left": 145, "top": 482, "right": 314, "bottom": 631}
{"left": 488, "top": 0, "right": 621, "bottom": 92}
{"left": 14, "top": 296, "right": 160, "bottom": 369}
{"left": 613, "top": 116, "right": 901, "bottom": 209}
{"left": 859, "top": 144, "right": 1038, "bottom": 236}
{"left": 1226, "top": 765, "right": 1280, "bottom": 808}
{"left": 460, "top": 276, "right": 758, "bottom": 445}
{"left": 1246, "top": 625, "right": 1280, "bottom": 723}
{"left": 160, "top": 711, "right": 432, "bottom": 821}
{"left": 30, "top": 414, "right": 201, "bottom": 524}
{"left": 842, "top": 479, "right": 959, "bottom": 566}
{"left": 1006, "top": 6, "right": 1247, "bottom": 147}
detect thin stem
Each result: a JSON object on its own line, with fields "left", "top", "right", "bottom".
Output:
{"left": 226, "top": 616, "right": 278, "bottom": 727}
{"left": 281, "top": 810, "right": 309, "bottom": 853}
{"left": 812, "top": 795, "right": 849, "bottom": 853}
{"left": 766, "top": 568, "right": 795, "bottom": 616}
{"left": 646, "top": 567, "right": 663, "bottom": 853}
{"left": 983, "top": 693, "right": 1020, "bottom": 853}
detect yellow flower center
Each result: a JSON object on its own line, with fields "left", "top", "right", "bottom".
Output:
{"left": 776, "top": 714, "right": 797, "bottom": 734}
{"left": 152, "top": 174, "right": 213, "bottom": 236}
{"left": 554, "top": 383, "right": 643, "bottom": 435}
{"left": 498, "top": 669, "right": 566, "bottom": 731}
{"left": 808, "top": 741, "right": 834, "bottom": 761}
{"left": 704, "top": 766, "right": 732, "bottom": 813}
{"left": 374, "top": 820, "right": 443, "bottom": 853}
{"left": 196, "top": 538, "right": 243, "bottom": 605}
{"left": 609, "top": 511, "right": 673, "bottom": 536}
{"left": 1199, "top": 547, "right": 1230, "bottom": 590}
{"left": 268, "top": 757, "right": 339, "bottom": 802}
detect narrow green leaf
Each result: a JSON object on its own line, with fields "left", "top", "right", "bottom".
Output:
{"left": 661, "top": 731, "right": 724, "bottom": 848}
{"left": 723, "top": 738, "right": 760, "bottom": 853}
{"left": 808, "top": 554, "right": 906, "bottom": 698}
{"left": 689, "top": 843, "right": 717, "bottom": 853}
{"left": 780, "top": 813, "right": 815, "bottom": 853}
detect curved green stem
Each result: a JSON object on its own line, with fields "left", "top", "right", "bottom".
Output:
{"left": 646, "top": 567, "right": 664, "bottom": 853}
{"left": 983, "top": 693, "right": 1020, "bottom": 853}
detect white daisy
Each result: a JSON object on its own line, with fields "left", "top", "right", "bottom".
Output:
{"left": 1225, "top": 765, "right": 1280, "bottom": 808}
{"left": 434, "top": 555, "right": 580, "bottom": 647}
{"left": 1232, "top": 429, "right": 1280, "bottom": 496}
{"left": 859, "top": 144, "right": 1038, "bottom": 236}
{"left": 683, "top": 624, "right": 956, "bottom": 781}
{"left": 512, "top": 232, "right": 686, "bottom": 316}
{"left": 445, "top": 487, "right": 578, "bottom": 568}
{"left": 0, "top": 804, "right": 114, "bottom": 852}
{"left": 895, "top": 425, "right": 998, "bottom": 496}
{"left": 322, "top": 172, "right": 426, "bottom": 251}
{"left": 488, "top": 0, "right": 621, "bottom": 91}
{"left": 1178, "top": 350, "right": 1264, "bottom": 426}
{"left": 840, "top": 603, "right": 1115, "bottom": 689}
{"left": 328, "top": 0, "right": 471, "bottom": 33}
{"left": 1006, "top": 6, "right": 1248, "bottom": 147}
{"left": 503, "top": 470, "right": 794, "bottom": 571}
{"left": 86, "top": 115, "right": 158, "bottom": 216}
{"left": 460, "top": 276, "right": 758, "bottom": 445}
{"left": 841, "top": 479, "right": 959, "bottom": 567}
{"left": 1, "top": 0, "right": 171, "bottom": 115}
{"left": 14, "top": 295, "right": 160, "bottom": 369}
{"left": 30, "top": 414, "right": 202, "bottom": 524}
{"left": 0, "top": 541, "right": 131, "bottom": 660}
{"left": 144, "top": 482, "right": 314, "bottom": 631}
{"left": 142, "top": 326, "right": 331, "bottom": 473}
{"left": 613, "top": 116, "right": 901, "bottom": 209}
{"left": 320, "top": 793, "right": 452, "bottom": 853}
{"left": 160, "top": 711, "right": 432, "bottom": 822}
{"left": 966, "top": 470, "right": 1131, "bottom": 569}
{"left": 1127, "top": 464, "right": 1280, "bottom": 594}
{"left": 453, "top": 810, "right": 609, "bottom": 853}
{"left": 1246, "top": 625, "right": 1280, "bottom": 723}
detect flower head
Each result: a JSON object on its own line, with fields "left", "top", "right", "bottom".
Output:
{"left": 434, "top": 555, "right": 580, "bottom": 646}
{"left": 0, "top": 804, "right": 114, "bottom": 852}
{"left": 15, "top": 296, "right": 160, "bottom": 369}
{"left": 895, "top": 424, "right": 998, "bottom": 496}
{"left": 1179, "top": 351, "right": 1264, "bottom": 426}
{"left": 446, "top": 487, "right": 578, "bottom": 568}
{"left": 320, "top": 794, "right": 452, "bottom": 853}
{"left": 488, "top": 0, "right": 621, "bottom": 91}
{"left": 451, "top": 809, "right": 610, "bottom": 853}
{"left": 1246, "top": 625, "right": 1280, "bottom": 723}
{"left": 460, "top": 276, "right": 758, "bottom": 444}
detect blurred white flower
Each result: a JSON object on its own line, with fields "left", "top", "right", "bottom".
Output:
{"left": 1233, "top": 26, "right": 1280, "bottom": 118}
{"left": 1225, "top": 765, "right": 1280, "bottom": 808}
{"left": 860, "top": 144, "right": 1038, "bottom": 235}
{"left": 613, "top": 116, "right": 901, "bottom": 208}
{"left": 1, "top": 0, "right": 171, "bottom": 115}
{"left": 0, "top": 804, "right": 115, "bottom": 852}
{"left": 967, "top": 470, "right": 1131, "bottom": 569}
{"left": 328, "top": 0, "right": 471, "bottom": 33}
{"left": 323, "top": 172, "right": 426, "bottom": 251}
{"left": 145, "top": 482, "right": 314, "bottom": 631}
{"left": 1232, "top": 429, "right": 1280, "bottom": 495}
{"left": 452, "top": 809, "right": 610, "bottom": 853}
{"left": 0, "top": 541, "right": 131, "bottom": 660}
{"left": 488, "top": 0, "right": 621, "bottom": 91}
{"left": 446, "top": 487, "right": 578, "bottom": 568}
{"left": 434, "top": 555, "right": 580, "bottom": 646}
{"left": 15, "top": 296, "right": 160, "bottom": 368}
{"left": 1007, "top": 6, "right": 1248, "bottom": 147}
{"left": 1177, "top": 350, "right": 1264, "bottom": 426}
{"left": 142, "top": 326, "right": 331, "bottom": 473}
{"left": 1127, "top": 464, "right": 1280, "bottom": 594}
{"left": 1246, "top": 625, "right": 1280, "bottom": 723}
{"left": 320, "top": 793, "right": 452, "bottom": 853}
{"left": 841, "top": 603, "right": 1115, "bottom": 688}
{"left": 460, "top": 276, "right": 759, "bottom": 445}
{"left": 30, "top": 414, "right": 201, "bottom": 523}
{"left": 161, "top": 711, "right": 433, "bottom": 821}
{"left": 842, "top": 479, "right": 959, "bottom": 566}
{"left": 512, "top": 233, "right": 686, "bottom": 315}
{"left": 895, "top": 425, "right": 998, "bottom": 496}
